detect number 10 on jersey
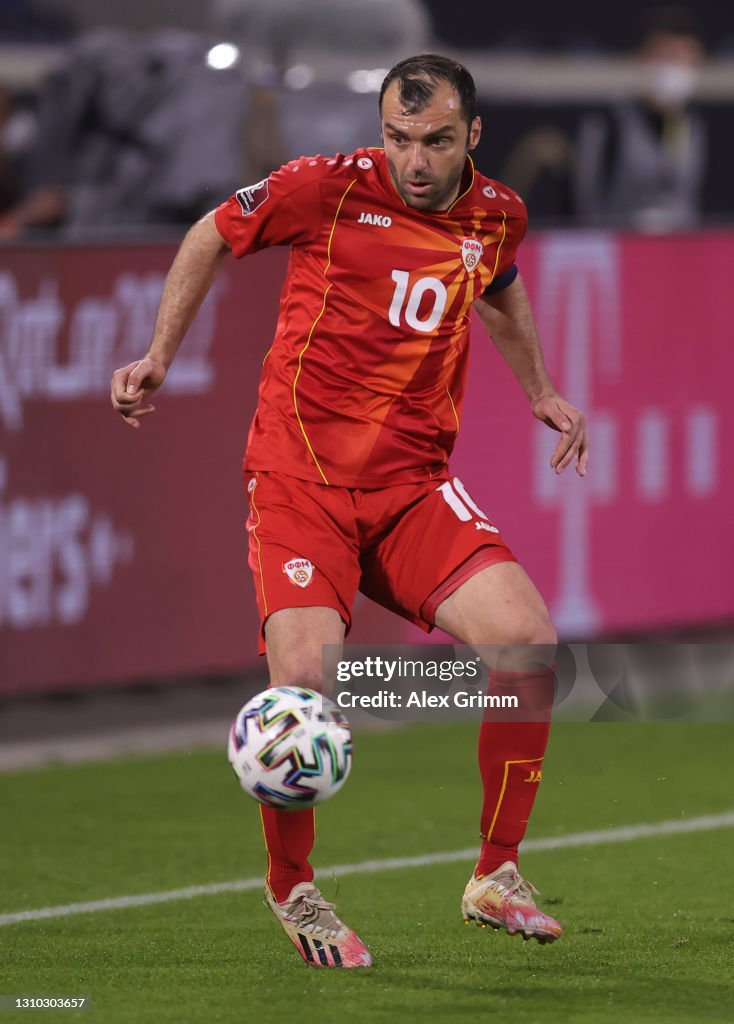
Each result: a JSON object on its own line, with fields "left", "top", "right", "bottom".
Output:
{"left": 389, "top": 270, "right": 448, "bottom": 334}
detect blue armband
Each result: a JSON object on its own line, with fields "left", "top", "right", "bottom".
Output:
{"left": 482, "top": 263, "right": 518, "bottom": 296}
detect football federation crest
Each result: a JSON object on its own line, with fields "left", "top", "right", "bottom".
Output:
{"left": 283, "top": 558, "right": 314, "bottom": 588}
{"left": 461, "top": 238, "right": 483, "bottom": 272}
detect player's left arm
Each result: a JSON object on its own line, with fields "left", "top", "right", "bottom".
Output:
{"left": 474, "top": 275, "right": 589, "bottom": 476}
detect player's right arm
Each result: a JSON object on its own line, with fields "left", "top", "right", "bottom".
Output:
{"left": 110, "top": 211, "right": 230, "bottom": 428}
{"left": 111, "top": 157, "right": 331, "bottom": 428}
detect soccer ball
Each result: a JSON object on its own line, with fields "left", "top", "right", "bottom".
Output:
{"left": 227, "top": 686, "right": 353, "bottom": 809}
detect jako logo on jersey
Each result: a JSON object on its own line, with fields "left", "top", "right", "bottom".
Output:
{"left": 358, "top": 212, "right": 392, "bottom": 227}
{"left": 475, "top": 520, "right": 499, "bottom": 533}
{"left": 283, "top": 558, "right": 314, "bottom": 588}
{"left": 461, "top": 238, "right": 483, "bottom": 272}
{"left": 235, "top": 178, "right": 269, "bottom": 216}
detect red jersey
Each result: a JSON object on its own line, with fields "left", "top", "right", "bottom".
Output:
{"left": 214, "top": 148, "right": 527, "bottom": 488}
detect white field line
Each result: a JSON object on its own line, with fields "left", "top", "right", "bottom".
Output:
{"left": 2, "top": 810, "right": 733, "bottom": 928}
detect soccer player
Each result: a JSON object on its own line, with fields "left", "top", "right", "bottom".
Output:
{"left": 111, "top": 55, "right": 588, "bottom": 969}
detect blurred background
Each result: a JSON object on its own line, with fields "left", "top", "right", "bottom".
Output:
{"left": 1, "top": 0, "right": 732, "bottom": 759}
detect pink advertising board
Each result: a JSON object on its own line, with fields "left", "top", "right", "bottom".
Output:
{"left": 447, "top": 232, "right": 733, "bottom": 640}
{"left": 1, "top": 232, "right": 731, "bottom": 692}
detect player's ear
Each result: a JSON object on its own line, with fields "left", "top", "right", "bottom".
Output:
{"left": 468, "top": 116, "right": 481, "bottom": 151}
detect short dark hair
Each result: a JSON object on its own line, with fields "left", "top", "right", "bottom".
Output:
{"left": 379, "top": 54, "right": 477, "bottom": 127}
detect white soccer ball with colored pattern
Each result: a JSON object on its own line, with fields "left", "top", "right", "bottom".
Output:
{"left": 227, "top": 686, "right": 352, "bottom": 809}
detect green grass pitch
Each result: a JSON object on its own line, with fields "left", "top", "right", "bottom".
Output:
{"left": 1, "top": 723, "right": 733, "bottom": 1023}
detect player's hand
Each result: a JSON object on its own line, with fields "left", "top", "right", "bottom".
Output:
{"left": 531, "top": 394, "right": 589, "bottom": 476}
{"left": 110, "top": 356, "right": 167, "bottom": 428}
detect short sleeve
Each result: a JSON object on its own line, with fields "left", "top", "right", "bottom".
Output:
{"left": 477, "top": 179, "right": 528, "bottom": 291}
{"left": 494, "top": 199, "right": 527, "bottom": 281}
{"left": 214, "top": 159, "right": 327, "bottom": 258}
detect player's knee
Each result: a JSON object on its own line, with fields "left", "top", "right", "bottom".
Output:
{"left": 520, "top": 614, "right": 557, "bottom": 648}
{"left": 488, "top": 610, "right": 556, "bottom": 647}
{"left": 484, "top": 614, "right": 557, "bottom": 671}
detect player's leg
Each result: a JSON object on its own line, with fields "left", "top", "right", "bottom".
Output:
{"left": 433, "top": 562, "right": 561, "bottom": 941}
{"left": 434, "top": 561, "right": 557, "bottom": 877}
{"left": 258, "top": 605, "right": 345, "bottom": 905}
{"left": 244, "top": 472, "right": 370, "bottom": 967}
{"left": 360, "top": 477, "right": 561, "bottom": 942}
{"left": 433, "top": 561, "right": 557, "bottom": 868}
{"left": 260, "top": 607, "right": 370, "bottom": 968}
{"left": 264, "top": 606, "right": 345, "bottom": 695}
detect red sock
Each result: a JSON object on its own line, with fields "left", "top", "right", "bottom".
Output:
{"left": 475, "top": 667, "right": 555, "bottom": 877}
{"left": 260, "top": 805, "right": 315, "bottom": 903}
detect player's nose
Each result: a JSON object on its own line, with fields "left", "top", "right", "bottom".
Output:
{"left": 407, "top": 144, "right": 428, "bottom": 173}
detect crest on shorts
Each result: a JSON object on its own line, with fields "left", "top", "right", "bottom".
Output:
{"left": 283, "top": 557, "right": 314, "bottom": 588}
{"left": 461, "top": 238, "right": 483, "bottom": 272}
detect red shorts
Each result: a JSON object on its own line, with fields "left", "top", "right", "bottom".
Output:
{"left": 244, "top": 471, "right": 517, "bottom": 652}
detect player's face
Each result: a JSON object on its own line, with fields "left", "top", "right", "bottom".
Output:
{"left": 381, "top": 80, "right": 481, "bottom": 211}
